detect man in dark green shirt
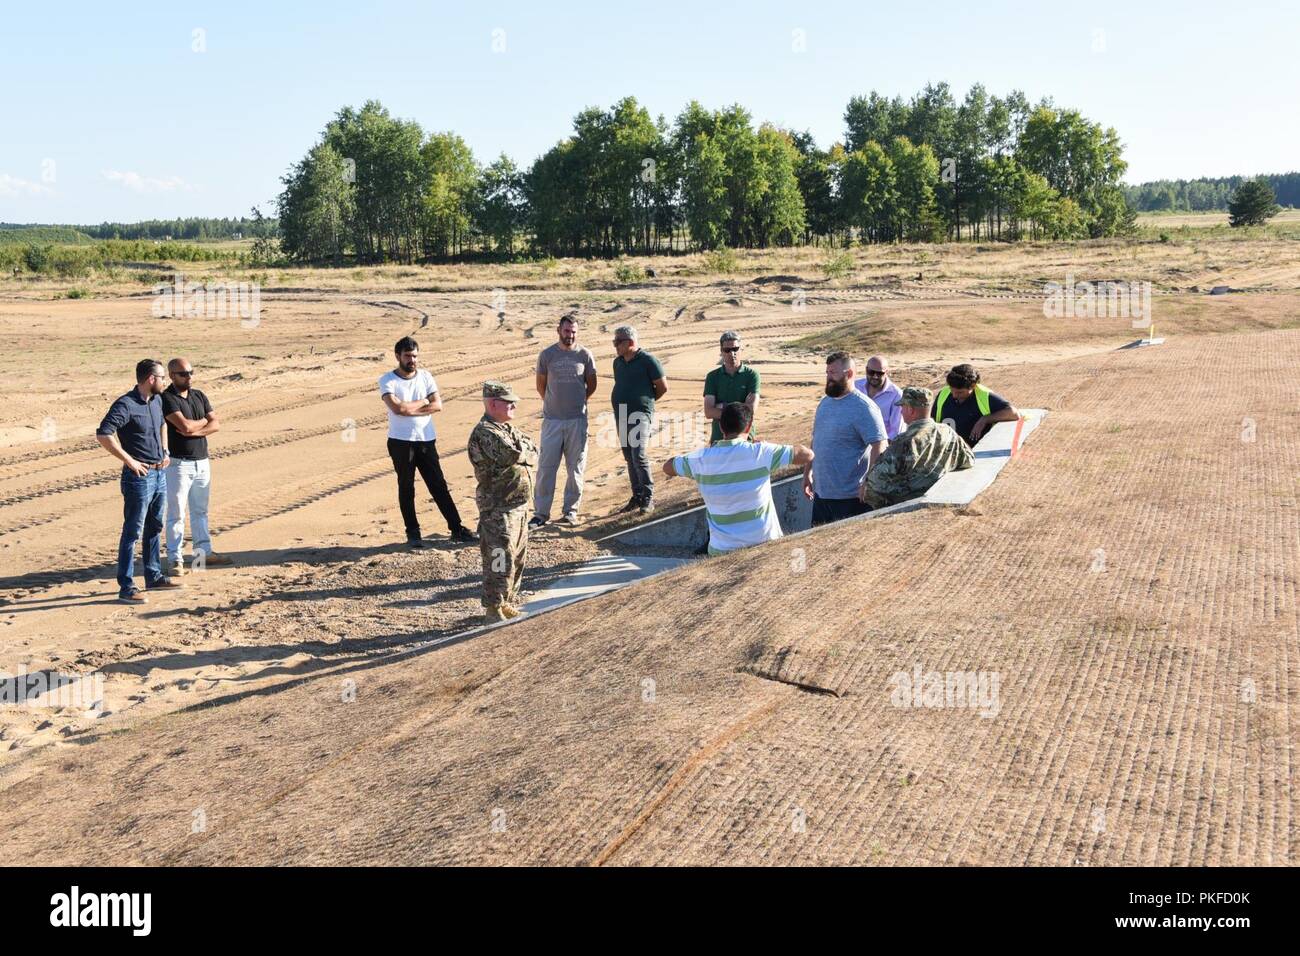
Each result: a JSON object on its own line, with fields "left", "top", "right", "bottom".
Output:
{"left": 703, "top": 330, "right": 760, "bottom": 444}
{"left": 610, "top": 324, "right": 667, "bottom": 514}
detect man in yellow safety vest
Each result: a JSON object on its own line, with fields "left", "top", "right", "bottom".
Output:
{"left": 931, "top": 363, "right": 1019, "bottom": 446}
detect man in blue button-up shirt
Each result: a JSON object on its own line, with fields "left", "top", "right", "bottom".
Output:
{"left": 96, "top": 359, "right": 184, "bottom": 603}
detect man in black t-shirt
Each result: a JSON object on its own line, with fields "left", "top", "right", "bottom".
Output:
{"left": 161, "top": 357, "right": 232, "bottom": 572}
{"left": 930, "top": 363, "right": 1019, "bottom": 446}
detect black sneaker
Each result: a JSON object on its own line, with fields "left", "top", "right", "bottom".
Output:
{"left": 639, "top": 500, "right": 655, "bottom": 515}
{"left": 616, "top": 497, "right": 640, "bottom": 514}
{"left": 407, "top": 535, "right": 428, "bottom": 549}
{"left": 451, "top": 526, "right": 479, "bottom": 544}
{"left": 528, "top": 515, "right": 548, "bottom": 530}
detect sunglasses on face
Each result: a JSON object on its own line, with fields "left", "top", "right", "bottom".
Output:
{"left": 613, "top": 338, "right": 630, "bottom": 345}
{"left": 173, "top": 370, "right": 193, "bottom": 377}
{"left": 722, "top": 347, "right": 741, "bottom": 354}
{"left": 865, "top": 370, "right": 884, "bottom": 377}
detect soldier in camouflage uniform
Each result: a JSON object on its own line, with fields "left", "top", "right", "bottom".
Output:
{"left": 859, "top": 386, "right": 974, "bottom": 509}
{"left": 467, "top": 381, "right": 538, "bottom": 622}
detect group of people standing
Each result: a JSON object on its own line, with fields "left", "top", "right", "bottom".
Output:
{"left": 96, "top": 358, "right": 231, "bottom": 603}
{"left": 95, "top": 319, "right": 1016, "bottom": 621}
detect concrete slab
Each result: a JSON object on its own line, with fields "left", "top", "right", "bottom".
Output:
{"left": 923, "top": 409, "right": 1044, "bottom": 504}
{"left": 520, "top": 554, "right": 688, "bottom": 617}
{"left": 600, "top": 410, "right": 1047, "bottom": 549}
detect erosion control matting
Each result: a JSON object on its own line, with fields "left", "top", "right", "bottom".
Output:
{"left": 0, "top": 329, "right": 1295, "bottom": 865}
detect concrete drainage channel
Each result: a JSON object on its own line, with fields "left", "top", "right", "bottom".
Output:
{"left": 600, "top": 410, "right": 1047, "bottom": 550}
{"left": 424, "top": 411, "right": 1047, "bottom": 648}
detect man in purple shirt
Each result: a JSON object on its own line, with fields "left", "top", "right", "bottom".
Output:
{"left": 853, "top": 354, "right": 903, "bottom": 439}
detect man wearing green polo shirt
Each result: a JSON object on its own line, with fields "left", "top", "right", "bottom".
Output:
{"left": 611, "top": 324, "right": 668, "bottom": 515}
{"left": 703, "top": 330, "right": 759, "bottom": 445}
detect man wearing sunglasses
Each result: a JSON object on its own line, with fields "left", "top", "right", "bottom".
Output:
{"left": 468, "top": 381, "right": 538, "bottom": 623}
{"left": 703, "top": 331, "right": 760, "bottom": 446}
{"left": 852, "top": 354, "right": 903, "bottom": 440}
{"left": 160, "top": 357, "right": 231, "bottom": 573}
{"left": 96, "top": 359, "right": 183, "bottom": 603}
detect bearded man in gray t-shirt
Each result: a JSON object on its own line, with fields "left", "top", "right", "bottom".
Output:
{"left": 531, "top": 315, "right": 598, "bottom": 528}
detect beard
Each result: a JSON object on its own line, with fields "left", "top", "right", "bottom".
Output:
{"left": 825, "top": 378, "right": 849, "bottom": 398}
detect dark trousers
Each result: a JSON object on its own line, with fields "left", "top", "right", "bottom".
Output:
{"left": 620, "top": 439, "right": 653, "bottom": 505}
{"left": 118, "top": 467, "right": 166, "bottom": 596}
{"left": 811, "top": 495, "right": 868, "bottom": 527}
{"left": 387, "top": 438, "right": 464, "bottom": 538}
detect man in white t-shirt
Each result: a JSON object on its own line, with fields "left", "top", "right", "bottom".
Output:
{"left": 662, "top": 402, "right": 813, "bottom": 555}
{"left": 379, "top": 336, "right": 478, "bottom": 548}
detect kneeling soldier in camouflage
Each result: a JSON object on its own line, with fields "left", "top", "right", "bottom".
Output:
{"left": 859, "top": 386, "right": 974, "bottom": 509}
{"left": 467, "top": 381, "right": 538, "bottom": 622}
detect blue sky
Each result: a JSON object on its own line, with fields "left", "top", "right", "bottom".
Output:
{"left": 2, "top": 0, "right": 1297, "bottom": 223}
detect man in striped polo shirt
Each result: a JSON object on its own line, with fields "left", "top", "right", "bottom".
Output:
{"left": 661, "top": 402, "right": 814, "bottom": 555}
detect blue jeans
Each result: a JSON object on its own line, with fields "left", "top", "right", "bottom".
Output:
{"left": 810, "top": 495, "right": 868, "bottom": 527}
{"left": 118, "top": 467, "right": 166, "bottom": 596}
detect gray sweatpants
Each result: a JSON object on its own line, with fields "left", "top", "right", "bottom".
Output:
{"left": 533, "top": 417, "right": 589, "bottom": 520}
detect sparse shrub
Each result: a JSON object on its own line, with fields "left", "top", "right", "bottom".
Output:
{"left": 1159, "top": 232, "right": 1170, "bottom": 243}
{"left": 613, "top": 258, "right": 645, "bottom": 284}
{"left": 823, "top": 250, "right": 854, "bottom": 280}
{"left": 23, "top": 244, "right": 51, "bottom": 273}
{"left": 538, "top": 256, "right": 558, "bottom": 274}
{"left": 703, "top": 246, "right": 738, "bottom": 274}
{"left": 66, "top": 287, "right": 89, "bottom": 299}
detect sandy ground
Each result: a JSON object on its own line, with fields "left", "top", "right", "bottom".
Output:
{"left": 0, "top": 236, "right": 1296, "bottom": 863}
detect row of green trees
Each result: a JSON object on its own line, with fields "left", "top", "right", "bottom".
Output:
{"left": 277, "top": 85, "right": 1136, "bottom": 263}
{"left": 1124, "top": 172, "right": 1300, "bottom": 212}
{"left": 0, "top": 238, "right": 236, "bottom": 277}
{"left": 80, "top": 216, "right": 278, "bottom": 241}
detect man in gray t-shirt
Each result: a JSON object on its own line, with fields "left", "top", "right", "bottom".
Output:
{"left": 531, "top": 315, "right": 598, "bottom": 527}
{"left": 804, "top": 351, "right": 888, "bottom": 526}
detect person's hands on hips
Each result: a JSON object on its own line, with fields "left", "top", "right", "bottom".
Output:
{"left": 126, "top": 458, "right": 148, "bottom": 477}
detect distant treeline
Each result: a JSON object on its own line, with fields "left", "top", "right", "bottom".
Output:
{"left": 0, "top": 238, "right": 246, "bottom": 278}
{"left": 79, "top": 216, "right": 278, "bottom": 240}
{"left": 1124, "top": 172, "right": 1300, "bottom": 212}
{"left": 0, "top": 224, "right": 95, "bottom": 245}
{"left": 277, "top": 84, "right": 1135, "bottom": 264}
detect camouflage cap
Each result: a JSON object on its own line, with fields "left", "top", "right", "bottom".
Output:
{"left": 482, "top": 380, "right": 520, "bottom": 402}
{"left": 899, "top": 386, "right": 932, "bottom": 408}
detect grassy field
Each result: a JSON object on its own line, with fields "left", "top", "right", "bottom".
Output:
{"left": 4, "top": 226, "right": 1300, "bottom": 300}
{"left": 0, "top": 231, "right": 1295, "bottom": 864}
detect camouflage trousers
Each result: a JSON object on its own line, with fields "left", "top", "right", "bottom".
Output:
{"left": 860, "top": 486, "right": 913, "bottom": 511}
{"left": 479, "top": 506, "right": 529, "bottom": 609}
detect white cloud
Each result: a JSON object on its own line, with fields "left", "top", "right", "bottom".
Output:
{"left": 102, "top": 170, "right": 197, "bottom": 193}
{"left": 0, "top": 173, "right": 55, "bottom": 198}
